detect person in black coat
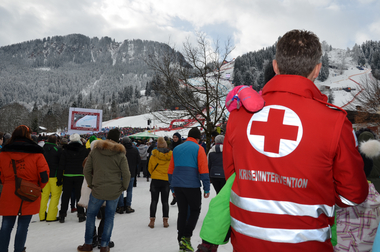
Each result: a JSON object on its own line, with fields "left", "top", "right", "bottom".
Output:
{"left": 117, "top": 136, "right": 141, "bottom": 213}
{"left": 207, "top": 135, "right": 225, "bottom": 194}
{"left": 57, "top": 133, "right": 89, "bottom": 223}
{"left": 170, "top": 132, "right": 182, "bottom": 151}
{"left": 169, "top": 132, "right": 182, "bottom": 205}
{"left": 39, "top": 135, "right": 62, "bottom": 221}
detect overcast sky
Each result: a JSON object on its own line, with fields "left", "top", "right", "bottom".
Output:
{"left": 0, "top": 0, "right": 379, "bottom": 58}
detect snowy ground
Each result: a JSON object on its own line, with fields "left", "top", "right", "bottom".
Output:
{"left": 1, "top": 178, "right": 233, "bottom": 252}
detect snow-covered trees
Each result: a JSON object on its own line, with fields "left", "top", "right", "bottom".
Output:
{"left": 318, "top": 53, "right": 330, "bottom": 82}
{"left": 233, "top": 45, "right": 276, "bottom": 90}
{"left": 347, "top": 76, "right": 380, "bottom": 127}
{"left": 145, "top": 32, "right": 234, "bottom": 151}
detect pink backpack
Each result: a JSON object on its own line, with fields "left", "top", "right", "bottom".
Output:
{"left": 225, "top": 85, "right": 265, "bottom": 112}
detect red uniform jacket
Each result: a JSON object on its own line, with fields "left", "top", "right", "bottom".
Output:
{"left": 224, "top": 75, "right": 368, "bottom": 252}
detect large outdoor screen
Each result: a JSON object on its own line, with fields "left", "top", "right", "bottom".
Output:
{"left": 68, "top": 107, "right": 103, "bottom": 134}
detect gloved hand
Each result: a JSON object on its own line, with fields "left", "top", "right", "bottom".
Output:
{"left": 56, "top": 180, "right": 63, "bottom": 186}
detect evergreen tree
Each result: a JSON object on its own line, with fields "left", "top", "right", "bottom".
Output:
{"left": 77, "top": 93, "right": 83, "bottom": 108}
{"left": 318, "top": 53, "right": 330, "bottom": 82}
{"left": 135, "top": 87, "right": 141, "bottom": 99}
{"left": 145, "top": 81, "right": 151, "bottom": 96}
{"left": 31, "top": 117, "right": 39, "bottom": 133}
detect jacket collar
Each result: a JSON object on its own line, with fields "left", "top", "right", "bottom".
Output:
{"left": 187, "top": 137, "right": 199, "bottom": 144}
{"left": 263, "top": 75, "right": 328, "bottom": 102}
{"left": 2, "top": 137, "right": 44, "bottom": 154}
{"left": 44, "top": 142, "right": 57, "bottom": 146}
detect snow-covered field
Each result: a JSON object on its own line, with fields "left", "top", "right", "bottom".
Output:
{"left": 1, "top": 178, "right": 233, "bottom": 252}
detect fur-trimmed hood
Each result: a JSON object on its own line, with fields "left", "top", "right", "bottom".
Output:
{"left": 93, "top": 139, "right": 126, "bottom": 155}
{"left": 360, "top": 139, "right": 380, "bottom": 159}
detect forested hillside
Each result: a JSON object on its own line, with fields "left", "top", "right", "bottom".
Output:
{"left": 0, "top": 34, "right": 189, "bottom": 132}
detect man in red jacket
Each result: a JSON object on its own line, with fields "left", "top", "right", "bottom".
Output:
{"left": 223, "top": 30, "right": 369, "bottom": 252}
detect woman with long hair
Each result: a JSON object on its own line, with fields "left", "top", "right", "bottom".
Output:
{"left": 0, "top": 125, "right": 49, "bottom": 252}
{"left": 147, "top": 137, "right": 172, "bottom": 228}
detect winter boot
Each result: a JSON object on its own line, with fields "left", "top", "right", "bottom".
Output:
{"left": 59, "top": 212, "right": 66, "bottom": 223}
{"left": 163, "top": 217, "right": 169, "bottom": 228}
{"left": 170, "top": 197, "right": 177, "bottom": 205}
{"left": 148, "top": 217, "right": 155, "bottom": 228}
{"left": 109, "top": 241, "right": 115, "bottom": 248}
{"left": 77, "top": 243, "right": 93, "bottom": 252}
{"left": 179, "top": 237, "right": 194, "bottom": 252}
{"left": 97, "top": 239, "right": 114, "bottom": 249}
{"left": 196, "top": 241, "right": 219, "bottom": 252}
{"left": 116, "top": 207, "right": 124, "bottom": 214}
{"left": 78, "top": 213, "right": 86, "bottom": 222}
{"left": 99, "top": 246, "right": 110, "bottom": 252}
{"left": 125, "top": 206, "right": 135, "bottom": 213}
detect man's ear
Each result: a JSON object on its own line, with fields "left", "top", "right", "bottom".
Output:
{"left": 308, "top": 63, "right": 322, "bottom": 80}
{"left": 272, "top": 60, "right": 280, "bottom": 75}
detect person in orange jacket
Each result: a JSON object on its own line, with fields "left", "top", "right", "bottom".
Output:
{"left": 0, "top": 125, "right": 49, "bottom": 252}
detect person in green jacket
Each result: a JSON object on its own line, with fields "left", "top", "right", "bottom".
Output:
{"left": 78, "top": 128, "right": 130, "bottom": 252}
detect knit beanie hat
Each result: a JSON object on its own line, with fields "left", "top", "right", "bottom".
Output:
{"left": 173, "top": 132, "right": 181, "bottom": 139}
{"left": 215, "top": 135, "right": 225, "bottom": 144}
{"left": 157, "top": 137, "right": 167, "bottom": 148}
{"left": 188, "top": 127, "right": 201, "bottom": 140}
{"left": 358, "top": 131, "right": 375, "bottom": 143}
{"left": 89, "top": 135, "right": 97, "bottom": 143}
{"left": 69, "top": 133, "right": 81, "bottom": 143}
{"left": 107, "top": 128, "right": 120, "bottom": 142}
{"left": 122, "top": 136, "right": 131, "bottom": 144}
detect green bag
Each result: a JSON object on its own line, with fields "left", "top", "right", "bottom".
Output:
{"left": 330, "top": 212, "right": 337, "bottom": 246}
{"left": 200, "top": 173, "right": 236, "bottom": 245}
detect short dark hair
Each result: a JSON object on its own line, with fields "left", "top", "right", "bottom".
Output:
{"left": 276, "top": 30, "right": 322, "bottom": 78}
{"left": 47, "top": 135, "right": 57, "bottom": 144}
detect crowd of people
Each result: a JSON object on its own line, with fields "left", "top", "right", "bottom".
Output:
{"left": 1, "top": 29, "right": 380, "bottom": 252}
{"left": 0, "top": 124, "right": 224, "bottom": 252}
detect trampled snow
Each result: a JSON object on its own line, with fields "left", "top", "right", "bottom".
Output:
{"left": 1, "top": 178, "right": 233, "bottom": 252}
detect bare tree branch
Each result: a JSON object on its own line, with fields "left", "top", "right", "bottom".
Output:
{"left": 145, "top": 33, "right": 235, "bottom": 151}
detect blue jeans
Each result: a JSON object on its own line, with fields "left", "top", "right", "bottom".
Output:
{"left": 117, "top": 177, "right": 135, "bottom": 207}
{"left": 117, "top": 193, "right": 124, "bottom": 207}
{"left": 0, "top": 215, "right": 33, "bottom": 252}
{"left": 85, "top": 193, "right": 118, "bottom": 247}
{"left": 126, "top": 177, "right": 135, "bottom": 207}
